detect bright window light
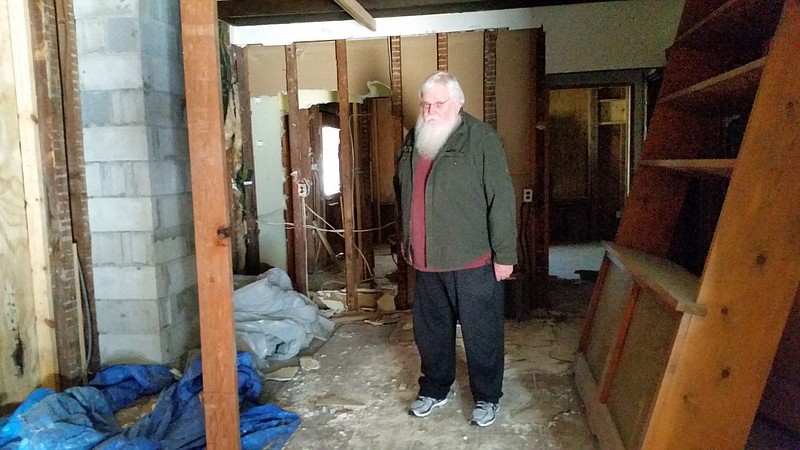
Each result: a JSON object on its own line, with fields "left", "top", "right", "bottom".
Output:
{"left": 321, "top": 126, "right": 341, "bottom": 196}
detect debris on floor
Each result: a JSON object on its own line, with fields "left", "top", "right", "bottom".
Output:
{"left": 299, "top": 356, "right": 320, "bottom": 371}
{"left": 0, "top": 353, "right": 300, "bottom": 449}
{"left": 234, "top": 268, "right": 334, "bottom": 372}
{"left": 265, "top": 366, "right": 301, "bottom": 381}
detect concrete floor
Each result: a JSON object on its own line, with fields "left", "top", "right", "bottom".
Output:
{"left": 255, "top": 242, "right": 800, "bottom": 448}
{"left": 261, "top": 280, "right": 599, "bottom": 450}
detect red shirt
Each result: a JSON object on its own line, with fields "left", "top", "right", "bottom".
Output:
{"left": 410, "top": 156, "right": 491, "bottom": 272}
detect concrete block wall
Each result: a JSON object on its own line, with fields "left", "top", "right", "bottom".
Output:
{"left": 75, "top": 0, "right": 198, "bottom": 366}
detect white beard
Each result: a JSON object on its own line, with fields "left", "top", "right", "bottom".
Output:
{"left": 414, "top": 114, "right": 461, "bottom": 159}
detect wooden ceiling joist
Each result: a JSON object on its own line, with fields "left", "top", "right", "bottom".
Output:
{"left": 333, "top": 0, "right": 377, "bottom": 31}
{"left": 216, "top": 0, "right": 617, "bottom": 26}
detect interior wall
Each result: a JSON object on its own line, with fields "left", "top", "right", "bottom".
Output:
{"left": 448, "top": 31, "right": 484, "bottom": 121}
{"left": 400, "top": 35, "right": 436, "bottom": 130}
{"left": 246, "top": 29, "right": 539, "bottom": 266}
{"left": 231, "top": 0, "right": 685, "bottom": 74}
{"left": 497, "top": 29, "right": 534, "bottom": 212}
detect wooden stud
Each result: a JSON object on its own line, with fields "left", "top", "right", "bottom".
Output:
{"left": 588, "top": 89, "right": 600, "bottom": 241}
{"left": 575, "top": 354, "right": 626, "bottom": 450}
{"left": 55, "top": 0, "right": 97, "bottom": 371}
{"left": 355, "top": 102, "right": 375, "bottom": 278}
{"left": 179, "top": 1, "right": 241, "bottom": 447}
{"left": 529, "top": 28, "right": 549, "bottom": 305}
{"left": 285, "top": 43, "right": 309, "bottom": 295}
{"left": 389, "top": 36, "right": 403, "bottom": 119}
{"left": 599, "top": 283, "right": 641, "bottom": 403}
{"left": 7, "top": 0, "right": 59, "bottom": 391}
{"left": 29, "top": 0, "right": 83, "bottom": 388}
{"left": 336, "top": 40, "right": 358, "bottom": 311}
{"left": 232, "top": 46, "right": 261, "bottom": 274}
{"left": 483, "top": 29, "right": 497, "bottom": 129}
{"left": 436, "top": 33, "right": 448, "bottom": 72}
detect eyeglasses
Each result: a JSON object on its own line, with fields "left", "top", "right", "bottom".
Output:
{"left": 420, "top": 99, "right": 449, "bottom": 111}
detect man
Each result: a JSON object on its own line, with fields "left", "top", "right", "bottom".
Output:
{"left": 395, "top": 71, "right": 518, "bottom": 427}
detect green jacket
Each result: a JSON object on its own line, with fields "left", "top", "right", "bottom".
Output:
{"left": 395, "top": 112, "right": 518, "bottom": 271}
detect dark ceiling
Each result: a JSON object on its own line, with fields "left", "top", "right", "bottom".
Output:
{"left": 217, "top": 0, "right": 617, "bottom": 27}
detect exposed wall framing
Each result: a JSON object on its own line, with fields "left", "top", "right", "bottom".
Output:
{"left": 436, "top": 33, "right": 448, "bottom": 71}
{"left": 389, "top": 36, "right": 403, "bottom": 119}
{"left": 336, "top": 40, "right": 358, "bottom": 311}
{"left": 529, "top": 28, "right": 550, "bottom": 305}
{"left": 53, "top": 0, "right": 97, "bottom": 373}
{"left": 483, "top": 29, "right": 498, "bottom": 129}
{"left": 28, "top": 0, "right": 86, "bottom": 388}
{"left": 232, "top": 46, "right": 260, "bottom": 274}
{"left": 285, "top": 43, "right": 309, "bottom": 295}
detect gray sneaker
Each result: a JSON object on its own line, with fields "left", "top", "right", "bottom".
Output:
{"left": 408, "top": 396, "right": 448, "bottom": 417}
{"left": 470, "top": 401, "right": 499, "bottom": 426}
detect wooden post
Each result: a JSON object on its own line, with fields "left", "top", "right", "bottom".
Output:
{"left": 179, "top": 2, "right": 240, "bottom": 448}
{"left": 285, "top": 43, "right": 308, "bottom": 295}
{"left": 232, "top": 46, "right": 260, "bottom": 275}
{"left": 529, "top": 28, "right": 549, "bottom": 308}
{"left": 7, "top": 0, "right": 59, "bottom": 391}
{"left": 335, "top": 40, "right": 358, "bottom": 311}
{"left": 483, "top": 29, "right": 497, "bottom": 130}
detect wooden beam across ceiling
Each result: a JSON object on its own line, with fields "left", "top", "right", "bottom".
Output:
{"left": 333, "top": 0, "right": 377, "bottom": 31}
{"left": 217, "top": 0, "right": 617, "bottom": 26}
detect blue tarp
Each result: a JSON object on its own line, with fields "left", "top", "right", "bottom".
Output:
{"left": 0, "top": 353, "right": 300, "bottom": 450}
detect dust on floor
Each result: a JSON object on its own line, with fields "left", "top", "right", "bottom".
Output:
{"left": 262, "top": 289, "right": 598, "bottom": 450}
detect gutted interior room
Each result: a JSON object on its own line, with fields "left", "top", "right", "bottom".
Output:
{"left": 2, "top": 0, "right": 800, "bottom": 448}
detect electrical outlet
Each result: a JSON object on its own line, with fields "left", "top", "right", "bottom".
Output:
{"left": 298, "top": 181, "right": 310, "bottom": 198}
{"left": 522, "top": 188, "right": 533, "bottom": 203}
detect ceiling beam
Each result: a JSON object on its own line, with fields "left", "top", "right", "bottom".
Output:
{"left": 333, "top": 0, "right": 377, "bottom": 31}
{"left": 217, "top": 0, "right": 617, "bottom": 27}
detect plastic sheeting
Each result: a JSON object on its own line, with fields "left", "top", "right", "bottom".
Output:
{"left": 235, "top": 268, "right": 334, "bottom": 370}
{"left": 0, "top": 353, "right": 300, "bottom": 450}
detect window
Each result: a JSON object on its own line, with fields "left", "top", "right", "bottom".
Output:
{"left": 321, "top": 125, "right": 341, "bottom": 196}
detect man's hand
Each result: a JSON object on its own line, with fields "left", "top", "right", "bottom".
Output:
{"left": 493, "top": 263, "right": 513, "bottom": 281}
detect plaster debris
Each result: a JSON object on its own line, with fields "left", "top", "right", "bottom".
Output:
{"left": 299, "top": 356, "right": 320, "bottom": 371}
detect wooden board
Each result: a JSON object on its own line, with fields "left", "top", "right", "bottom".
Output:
{"left": 179, "top": 1, "right": 240, "bottom": 447}
{"left": 336, "top": 40, "right": 358, "bottom": 311}
{"left": 0, "top": 0, "right": 42, "bottom": 405}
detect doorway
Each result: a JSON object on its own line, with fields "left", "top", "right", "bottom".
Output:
{"left": 548, "top": 85, "right": 632, "bottom": 244}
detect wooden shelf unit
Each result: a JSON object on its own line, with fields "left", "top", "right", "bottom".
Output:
{"left": 658, "top": 56, "right": 765, "bottom": 113}
{"left": 639, "top": 158, "right": 735, "bottom": 177}
{"left": 575, "top": 1, "right": 800, "bottom": 448}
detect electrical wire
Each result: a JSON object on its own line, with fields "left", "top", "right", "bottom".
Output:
{"left": 78, "top": 260, "right": 93, "bottom": 378}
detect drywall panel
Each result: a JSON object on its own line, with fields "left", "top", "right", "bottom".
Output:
{"left": 400, "top": 35, "right": 436, "bottom": 131}
{"left": 447, "top": 30, "right": 483, "bottom": 120}
{"left": 246, "top": 45, "right": 286, "bottom": 97}
{"left": 297, "top": 41, "right": 336, "bottom": 91}
{"left": 232, "top": 1, "right": 685, "bottom": 74}
{"left": 251, "top": 96, "right": 288, "bottom": 271}
{"left": 497, "top": 29, "right": 532, "bottom": 191}
{"left": 347, "top": 38, "right": 390, "bottom": 97}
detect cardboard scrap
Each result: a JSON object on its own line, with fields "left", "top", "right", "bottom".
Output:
{"left": 265, "top": 365, "right": 299, "bottom": 381}
{"left": 315, "top": 394, "right": 366, "bottom": 411}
